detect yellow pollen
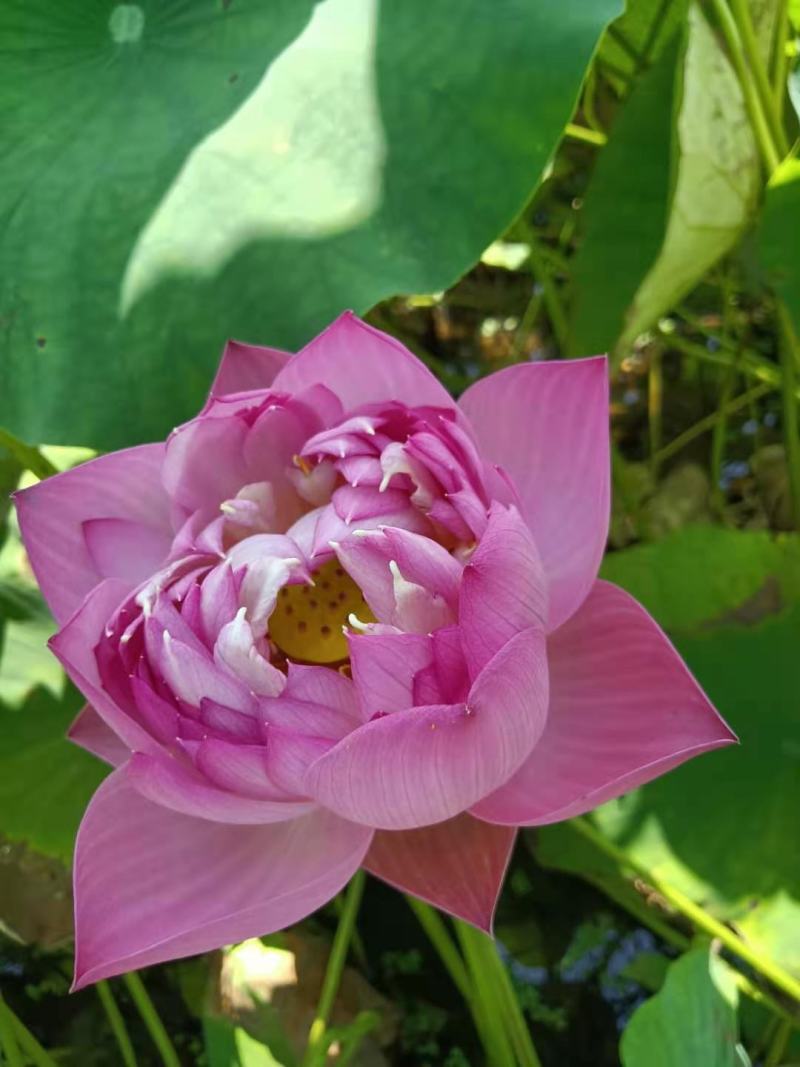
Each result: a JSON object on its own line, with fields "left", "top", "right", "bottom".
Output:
{"left": 268, "top": 557, "right": 375, "bottom": 664}
{"left": 293, "top": 454, "right": 313, "bottom": 476}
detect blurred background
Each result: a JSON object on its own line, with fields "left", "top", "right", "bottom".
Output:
{"left": 1, "top": 0, "right": 800, "bottom": 1063}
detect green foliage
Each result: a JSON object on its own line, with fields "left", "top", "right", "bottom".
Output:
{"left": 570, "top": 34, "right": 682, "bottom": 354}
{"left": 599, "top": 524, "right": 800, "bottom": 631}
{"left": 0, "top": 684, "right": 107, "bottom": 864}
{"left": 760, "top": 159, "right": 800, "bottom": 337}
{"left": 204, "top": 1017, "right": 289, "bottom": 1067}
{"left": 0, "top": 0, "right": 621, "bottom": 449}
{"left": 620, "top": 949, "right": 745, "bottom": 1067}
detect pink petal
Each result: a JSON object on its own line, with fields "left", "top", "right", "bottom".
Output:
{"left": 82, "top": 518, "right": 172, "bottom": 586}
{"left": 272, "top": 312, "right": 456, "bottom": 415}
{"left": 471, "top": 581, "right": 737, "bottom": 826}
{"left": 50, "top": 580, "right": 162, "bottom": 756}
{"left": 68, "top": 705, "right": 129, "bottom": 767}
{"left": 459, "top": 504, "right": 547, "bottom": 678}
{"left": 159, "top": 631, "right": 254, "bottom": 712}
{"left": 15, "top": 444, "right": 169, "bottom": 624}
{"left": 284, "top": 663, "right": 362, "bottom": 724}
{"left": 264, "top": 728, "right": 334, "bottom": 795}
{"left": 162, "top": 415, "right": 249, "bottom": 518}
{"left": 348, "top": 630, "right": 433, "bottom": 716}
{"left": 305, "top": 626, "right": 548, "bottom": 829}
{"left": 72, "top": 769, "right": 372, "bottom": 987}
{"left": 459, "top": 357, "right": 610, "bottom": 630}
{"left": 127, "top": 752, "right": 312, "bottom": 822}
{"left": 210, "top": 339, "right": 290, "bottom": 398}
{"left": 366, "top": 815, "right": 515, "bottom": 931}
{"left": 194, "top": 738, "right": 292, "bottom": 800}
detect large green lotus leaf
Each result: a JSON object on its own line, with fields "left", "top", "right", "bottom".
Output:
{"left": 760, "top": 158, "right": 800, "bottom": 338}
{"left": 614, "top": 1, "right": 776, "bottom": 358}
{"left": 0, "top": 684, "right": 107, "bottom": 864}
{"left": 569, "top": 35, "right": 681, "bottom": 355}
{"left": 600, "top": 524, "right": 800, "bottom": 631}
{"left": 620, "top": 950, "right": 744, "bottom": 1067}
{"left": 0, "top": 0, "right": 620, "bottom": 450}
{"left": 538, "top": 605, "right": 800, "bottom": 976}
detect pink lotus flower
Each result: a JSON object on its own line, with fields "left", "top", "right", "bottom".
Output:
{"left": 16, "top": 312, "right": 734, "bottom": 989}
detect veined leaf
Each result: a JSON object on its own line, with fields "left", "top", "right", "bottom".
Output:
{"left": 0, "top": 0, "right": 621, "bottom": 449}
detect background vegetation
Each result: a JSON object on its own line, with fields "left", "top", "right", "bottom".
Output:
{"left": 1, "top": 0, "right": 800, "bottom": 1063}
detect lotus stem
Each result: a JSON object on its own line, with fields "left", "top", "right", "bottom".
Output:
{"left": 122, "top": 972, "right": 180, "bottom": 1067}
{"left": 302, "top": 868, "right": 366, "bottom": 1067}
{"left": 97, "top": 980, "right": 138, "bottom": 1067}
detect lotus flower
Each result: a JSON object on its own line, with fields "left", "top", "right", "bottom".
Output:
{"left": 15, "top": 312, "right": 734, "bottom": 988}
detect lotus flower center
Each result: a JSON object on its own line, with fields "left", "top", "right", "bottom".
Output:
{"left": 268, "top": 558, "right": 374, "bottom": 664}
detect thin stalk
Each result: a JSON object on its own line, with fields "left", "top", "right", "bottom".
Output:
{"left": 711, "top": 273, "right": 740, "bottom": 514}
{"left": 0, "top": 996, "right": 23, "bottom": 1067}
{"left": 765, "top": 1017, "right": 792, "bottom": 1066}
{"left": 405, "top": 896, "right": 473, "bottom": 1002}
{"left": 777, "top": 302, "right": 800, "bottom": 528}
{"left": 0, "top": 428, "right": 57, "bottom": 480}
{"left": 457, "top": 923, "right": 543, "bottom": 1067}
{"left": 122, "top": 972, "right": 180, "bottom": 1067}
{"left": 572, "top": 817, "right": 800, "bottom": 1005}
{"left": 526, "top": 237, "right": 569, "bottom": 353}
{"left": 564, "top": 123, "right": 607, "bottom": 147}
{"left": 302, "top": 870, "right": 366, "bottom": 1067}
{"left": 8, "top": 1015, "right": 60, "bottom": 1067}
{"left": 606, "top": 23, "right": 646, "bottom": 67}
{"left": 708, "top": 0, "right": 782, "bottom": 173}
{"left": 656, "top": 323, "right": 796, "bottom": 395}
{"left": 728, "top": 0, "right": 789, "bottom": 155}
{"left": 455, "top": 925, "right": 518, "bottom": 1067}
{"left": 97, "top": 980, "right": 138, "bottom": 1067}
{"left": 641, "top": 0, "right": 673, "bottom": 64}
{"left": 648, "top": 349, "right": 664, "bottom": 476}
{"left": 771, "top": 0, "right": 790, "bottom": 123}
{"left": 655, "top": 382, "right": 771, "bottom": 465}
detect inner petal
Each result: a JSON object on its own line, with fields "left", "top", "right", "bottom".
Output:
{"left": 268, "top": 557, "right": 374, "bottom": 664}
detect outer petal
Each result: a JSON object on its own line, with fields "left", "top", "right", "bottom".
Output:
{"left": 210, "top": 339, "right": 290, "bottom": 398}
{"left": 50, "top": 580, "right": 162, "bottom": 756}
{"left": 348, "top": 630, "right": 432, "bottom": 716}
{"left": 472, "top": 581, "right": 737, "bottom": 826}
{"left": 459, "top": 358, "right": 610, "bottom": 631}
{"left": 127, "top": 753, "right": 313, "bottom": 823}
{"left": 73, "top": 769, "right": 372, "bottom": 988}
{"left": 83, "top": 518, "right": 173, "bottom": 585}
{"left": 68, "top": 705, "right": 129, "bottom": 767}
{"left": 459, "top": 504, "right": 547, "bottom": 678}
{"left": 305, "top": 626, "right": 548, "bottom": 829}
{"left": 365, "top": 815, "right": 516, "bottom": 932}
{"left": 272, "top": 312, "right": 456, "bottom": 414}
{"left": 15, "top": 444, "right": 169, "bottom": 623}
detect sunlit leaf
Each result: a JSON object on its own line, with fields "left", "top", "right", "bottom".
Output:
{"left": 615, "top": 1, "right": 777, "bottom": 358}
{"left": 538, "top": 605, "right": 800, "bottom": 976}
{"left": 0, "top": 0, "right": 620, "bottom": 449}
{"left": 621, "top": 949, "right": 744, "bottom": 1067}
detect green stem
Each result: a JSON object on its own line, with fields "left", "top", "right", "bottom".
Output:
{"left": 0, "top": 996, "right": 23, "bottom": 1067}
{"left": 122, "top": 972, "right": 181, "bottom": 1067}
{"left": 0, "top": 429, "right": 58, "bottom": 480}
{"left": 302, "top": 869, "right": 366, "bottom": 1067}
{"left": 765, "top": 1017, "right": 792, "bottom": 1067}
{"left": 606, "top": 23, "right": 646, "bottom": 67}
{"left": 707, "top": 0, "right": 782, "bottom": 173}
{"left": 728, "top": 0, "right": 789, "bottom": 155}
{"left": 457, "top": 923, "right": 543, "bottom": 1067}
{"left": 641, "top": 0, "right": 673, "bottom": 65}
{"left": 455, "top": 924, "right": 518, "bottom": 1067}
{"left": 564, "top": 123, "right": 607, "bottom": 147}
{"left": 97, "top": 980, "right": 138, "bottom": 1067}
{"left": 405, "top": 896, "right": 473, "bottom": 1003}
{"left": 526, "top": 237, "right": 569, "bottom": 353}
{"left": 777, "top": 302, "right": 800, "bottom": 529}
{"left": 655, "top": 382, "right": 771, "bottom": 465}
{"left": 572, "top": 817, "right": 800, "bottom": 1004}
{"left": 8, "top": 1017, "right": 60, "bottom": 1067}
{"left": 648, "top": 350, "right": 664, "bottom": 477}
{"left": 771, "top": 0, "right": 789, "bottom": 122}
